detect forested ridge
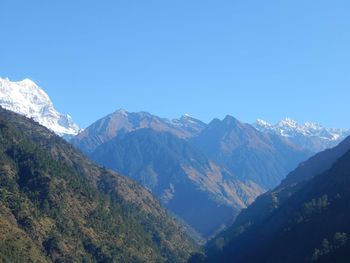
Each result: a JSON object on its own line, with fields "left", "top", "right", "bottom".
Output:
{"left": 0, "top": 108, "right": 198, "bottom": 263}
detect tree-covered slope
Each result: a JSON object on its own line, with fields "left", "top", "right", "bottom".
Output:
{"left": 191, "top": 136, "right": 350, "bottom": 263}
{"left": 0, "top": 107, "right": 198, "bottom": 263}
{"left": 203, "top": 136, "right": 350, "bottom": 259}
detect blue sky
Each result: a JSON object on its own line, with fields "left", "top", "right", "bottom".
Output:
{"left": 0, "top": 0, "right": 349, "bottom": 128}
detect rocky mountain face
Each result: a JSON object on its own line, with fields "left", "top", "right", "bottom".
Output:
{"left": 71, "top": 110, "right": 312, "bottom": 239}
{"left": 198, "top": 135, "right": 350, "bottom": 263}
{"left": 0, "top": 108, "right": 197, "bottom": 263}
{"left": 71, "top": 109, "right": 203, "bottom": 155}
{"left": 254, "top": 118, "right": 350, "bottom": 152}
{"left": 171, "top": 114, "right": 207, "bottom": 137}
{"left": 191, "top": 115, "right": 310, "bottom": 189}
{"left": 0, "top": 77, "right": 80, "bottom": 136}
{"left": 91, "top": 128, "right": 263, "bottom": 238}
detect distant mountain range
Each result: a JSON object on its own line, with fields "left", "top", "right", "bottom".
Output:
{"left": 71, "top": 109, "right": 204, "bottom": 155}
{"left": 72, "top": 110, "right": 268, "bottom": 238}
{"left": 1, "top": 77, "right": 347, "bottom": 150}
{"left": 71, "top": 109, "right": 313, "bottom": 238}
{"left": 254, "top": 118, "right": 350, "bottom": 152}
{"left": 1, "top": 77, "right": 347, "bottom": 149}
{"left": 0, "top": 77, "right": 80, "bottom": 136}
{"left": 190, "top": 115, "right": 309, "bottom": 189}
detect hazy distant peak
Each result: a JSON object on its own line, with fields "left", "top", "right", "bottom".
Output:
{"left": 277, "top": 117, "right": 298, "bottom": 128}
{"left": 255, "top": 118, "right": 272, "bottom": 128}
{"left": 223, "top": 115, "right": 241, "bottom": 123}
{"left": 177, "top": 113, "right": 204, "bottom": 123}
{"left": 254, "top": 117, "right": 350, "bottom": 151}
{"left": 181, "top": 113, "right": 194, "bottom": 120}
{"left": 114, "top": 108, "right": 129, "bottom": 116}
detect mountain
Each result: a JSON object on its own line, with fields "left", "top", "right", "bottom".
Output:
{"left": 195, "top": 136, "right": 350, "bottom": 263}
{"left": 171, "top": 114, "right": 207, "bottom": 137}
{"left": 0, "top": 77, "right": 80, "bottom": 136}
{"left": 254, "top": 118, "right": 350, "bottom": 152}
{"left": 71, "top": 109, "right": 204, "bottom": 155}
{"left": 90, "top": 128, "right": 263, "bottom": 238}
{"left": 0, "top": 107, "right": 198, "bottom": 262}
{"left": 191, "top": 115, "right": 311, "bottom": 189}
{"left": 72, "top": 111, "right": 313, "bottom": 239}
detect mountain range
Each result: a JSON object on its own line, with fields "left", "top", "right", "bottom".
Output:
{"left": 71, "top": 109, "right": 205, "bottom": 155}
{"left": 190, "top": 115, "right": 310, "bottom": 189}
{"left": 1, "top": 77, "right": 347, "bottom": 150}
{"left": 71, "top": 110, "right": 266, "bottom": 238}
{"left": 1, "top": 77, "right": 349, "bottom": 243}
{"left": 1, "top": 77, "right": 350, "bottom": 262}
{"left": 71, "top": 109, "right": 312, "bottom": 239}
{"left": 254, "top": 118, "right": 350, "bottom": 152}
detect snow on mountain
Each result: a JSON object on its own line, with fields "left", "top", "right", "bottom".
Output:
{"left": 254, "top": 118, "right": 350, "bottom": 151}
{"left": 255, "top": 118, "right": 348, "bottom": 140}
{"left": 0, "top": 77, "right": 80, "bottom": 136}
{"left": 171, "top": 114, "right": 207, "bottom": 136}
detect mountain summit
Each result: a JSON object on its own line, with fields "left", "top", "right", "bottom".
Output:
{"left": 191, "top": 115, "right": 309, "bottom": 189}
{"left": 0, "top": 77, "right": 80, "bottom": 136}
{"left": 71, "top": 109, "right": 205, "bottom": 154}
{"left": 254, "top": 118, "right": 350, "bottom": 152}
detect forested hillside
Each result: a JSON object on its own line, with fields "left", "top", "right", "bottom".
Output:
{"left": 0, "top": 108, "right": 198, "bottom": 263}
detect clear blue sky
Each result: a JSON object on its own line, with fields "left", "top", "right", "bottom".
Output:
{"left": 1, "top": 0, "right": 349, "bottom": 128}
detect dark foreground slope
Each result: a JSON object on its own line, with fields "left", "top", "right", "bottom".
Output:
{"left": 0, "top": 108, "right": 197, "bottom": 263}
{"left": 192, "top": 136, "right": 350, "bottom": 263}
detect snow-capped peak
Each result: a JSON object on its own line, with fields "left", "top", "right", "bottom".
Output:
{"left": 277, "top": 118, "right": 298, "bottom": 129}
{"left": 254, "top": 118, "right": 349, "bottom": 141}
{"left": 114, "top": 108, "right": 129, "bottom": 116}
{"left": 170, "top": 114, "right": 206, "bottom": 136}
{"left": 172, "top": 113, "right": 203, "bottom": 125}
{"left": 0, "top": 77, "right": 81, "bottom": 136}
{"left": 180, "top": 113, "right": 198, "bottom": 122}
{"left": 255, "top": 119, "right": 272, "bottom": 128}
{"left": 18, "top": 78, "right": 37, "bottom": 86}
